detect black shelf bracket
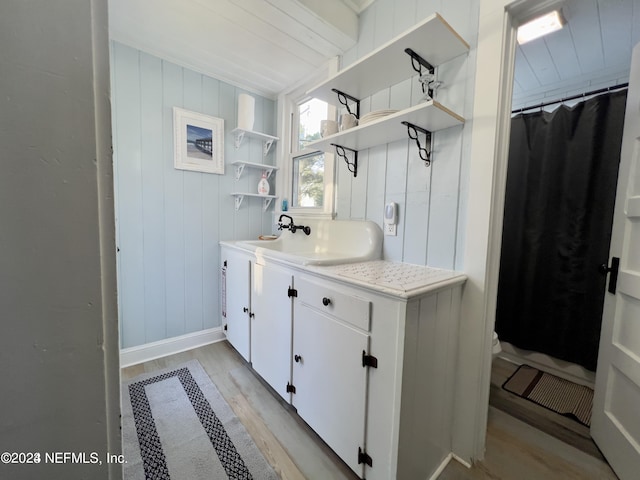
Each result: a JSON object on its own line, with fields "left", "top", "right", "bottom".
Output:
{"left": 405, "top": 47, "right": 434, "bottom": 73}
{"left": 331, "top": 144, "right": 358, "bottom": 177}
{"left": 401, "top": 121, "right": 432, "bottom": 166}
{"left": 405, "top": 47, "right": 436, "bottom": 99}
{"left": 331, "top": 88, "right": 360, "bottom": 119}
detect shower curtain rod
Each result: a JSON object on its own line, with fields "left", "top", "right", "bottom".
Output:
{"left": 511, "top": 82, "right": 629, "bottom": 114}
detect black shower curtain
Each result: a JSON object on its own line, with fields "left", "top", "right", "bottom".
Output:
{"left": 495, "top": 90, "right": 627, "bottom": 372}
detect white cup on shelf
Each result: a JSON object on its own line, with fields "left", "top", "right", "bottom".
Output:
{"left": 339, "top": 113, "right": 358, "bottom": 131}
{"left": 320, "top": 120, "right": 338, "bottom": 137}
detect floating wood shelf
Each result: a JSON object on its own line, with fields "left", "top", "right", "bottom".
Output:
{"left": 305, "top": 100, "right": 463, "bottom": 153}
{"left": 304, "top": 12, "right": 469, "bottom": 175}
{"left": 306, "top": 13, "right": 470, "bottom": 104}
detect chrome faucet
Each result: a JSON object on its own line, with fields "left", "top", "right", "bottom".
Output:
{"left": 277, "top": 214, "right": 311, "bottom": 235}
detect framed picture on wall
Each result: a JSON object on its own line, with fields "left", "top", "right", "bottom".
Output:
{"left": 173, "top": 107, "right": 224, "bottom": 174}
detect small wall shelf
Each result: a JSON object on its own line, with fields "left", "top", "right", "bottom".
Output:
{"left": 231, "top": 161, "right": 278, "bottom": 182}
{"left": 231, "top": 193, "right": 277, "bottom": 212}
{"left": 304, "top": 12, "right": 469, "bottom": 175}
{"left": 230, "top": 160, "right": 278, "bottom": 211}
{"left": 232, "top": 128, "right": 279, "bottom": 157}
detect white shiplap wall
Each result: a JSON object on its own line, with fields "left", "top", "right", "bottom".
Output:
{"left": 335, "top": 0, "right": 479, "bottom": 270}
{"left": 111, "top": 42, "right": 276, "bottom": 349}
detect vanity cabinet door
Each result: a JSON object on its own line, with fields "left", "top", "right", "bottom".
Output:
{"left": 251, "top": 261, "right": 294, "bottom": 401}
{"left": 292, "top": 302, "right": 369, "bottom": 478}
{"left": 221, "top": 247, "right": 251, "bottom": 361}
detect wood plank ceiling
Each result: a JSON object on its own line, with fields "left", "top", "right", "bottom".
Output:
{"left": 513, "top": 0, "right": 640, "bottom": 109}
{"left": 108, "top": 0, "right": 369, "bottom": 98}
{"left": 110, "top": 0, "right": 640, "bottom": 105}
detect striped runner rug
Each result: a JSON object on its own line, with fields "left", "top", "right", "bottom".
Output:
{"left": 122, "top": 360, "right": 278, "bottom": 480}
{"left": 502, "top": 364, "right": 594, "bottom": 426}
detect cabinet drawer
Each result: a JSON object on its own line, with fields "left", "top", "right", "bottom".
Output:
{"left": 296, "top": 276, "right": 370, "bottom": 331}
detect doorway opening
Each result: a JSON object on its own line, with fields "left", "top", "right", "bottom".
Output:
{"left": 489, "top": 0, "right": 635, "bottom": 459}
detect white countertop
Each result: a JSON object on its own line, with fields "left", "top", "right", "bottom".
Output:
{"left": 222, "top": 240, "right": 466, "bottom": 299}
{"left": 310, "top": 260, "right": 467, "bottom": 298}
{"left": 321, "top": 260, "right": 464, "bottom": 291}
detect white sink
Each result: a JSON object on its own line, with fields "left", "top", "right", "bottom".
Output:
{"left": 236, "top": 219, "right": 382, "bottom": 266}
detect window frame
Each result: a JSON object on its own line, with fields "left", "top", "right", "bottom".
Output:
{"left": 277, "top": 60, "right": 339, "bottom": 219}
{"left": 291, "top": 149, "right": 327, "bottom": 209}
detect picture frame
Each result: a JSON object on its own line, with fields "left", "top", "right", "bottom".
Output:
{"left": 173, "top": 107, "right": 224, "bottom": 174}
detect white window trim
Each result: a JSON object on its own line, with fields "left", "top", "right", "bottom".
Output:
{"left": 275, "top": 58, "right": 340, "bottom": 220}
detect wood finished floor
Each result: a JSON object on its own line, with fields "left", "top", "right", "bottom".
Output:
{"left": 489, "top": 357, "right": 603, "bottom": 460}
{"left": 121, "top": 342, "right": 618, "bottom": 479}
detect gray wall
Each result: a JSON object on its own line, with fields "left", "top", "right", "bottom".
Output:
{"left": 335, "top": 0, "right": 479, "bottom": 270}
{"left": 110, "top": 42, "right": 277, "bottom": 349}
{"left": 0, "top": 1, "right": 120, "bottom": 479}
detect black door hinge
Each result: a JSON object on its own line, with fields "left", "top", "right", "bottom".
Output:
{"left": 362, "top": 350, "right": 378, "bottom": 368}
{"left": 223, "top": 324, "right": 227, "bottom": 331}
{"left": 288, "top": 287, "right": 298, "bottom": 298}
{"left": 358, "top": 447, "right": 373, "bottom": 467}
{"left": 286, "top": 382, "right": 296, "bottom": 394}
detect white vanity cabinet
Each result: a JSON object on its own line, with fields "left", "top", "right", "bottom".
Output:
{"left": 290, "top": 269, "right": 465, "bottom": 480}
{"left": 220, "top": 244, "right": 465, "bottom": 480}
{"left": 292, "top": 276, "right": 372, "bottom": 477}
{"left": 220, "top": 246, "right": 252, "bottom": 361}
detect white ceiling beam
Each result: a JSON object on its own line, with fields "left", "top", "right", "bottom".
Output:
{"left": 263, "top": 0, "right": 358, "bottom": 52}
{"left": 197, "top": 0, "right": 329, "bottom": 63}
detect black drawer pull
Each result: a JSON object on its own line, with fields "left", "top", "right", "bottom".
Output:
{"left": 322, "top": 297, "right": 331, "bottom": 306}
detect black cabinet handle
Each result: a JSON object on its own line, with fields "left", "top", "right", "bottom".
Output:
{"left": 243, "top": 307, "right": 249, "bottom": 313}
{"left": 294, "top": 354, "right": 302, "bottom": 363}
{"left": 322, "top": 297, "right": 331, "bottom": 306}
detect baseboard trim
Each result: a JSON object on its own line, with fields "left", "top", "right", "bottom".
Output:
{"left": 427, "top": 453, "right": 453, "bottom": 480}
{"left": 499, "top": 341, "right": 595, "bottom": 388}
{"left": 120, "top": 327, "right": 226, "bottom": 368}
{"left": 452, "top": 452, "right": 472, "bottom": 469}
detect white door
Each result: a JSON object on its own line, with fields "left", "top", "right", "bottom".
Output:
{"left": 292, "top": 303, "right": 369, "bottom": 478}
{"left": 250, "top": 261, "right": 293, "bottom": 401}
{"left": 592, "top": 42, "right": 640, "bottom": 480}
{"left": 222, "top": 248, "right": 251, "bottom": 361}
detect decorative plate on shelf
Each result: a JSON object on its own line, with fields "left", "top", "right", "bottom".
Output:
{"left": 359, "top": 109, "right": 399, "bottom": 125}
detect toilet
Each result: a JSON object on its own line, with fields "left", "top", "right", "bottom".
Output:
{"left": 492, "top": 331, "right": 502, "bottom": 357}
